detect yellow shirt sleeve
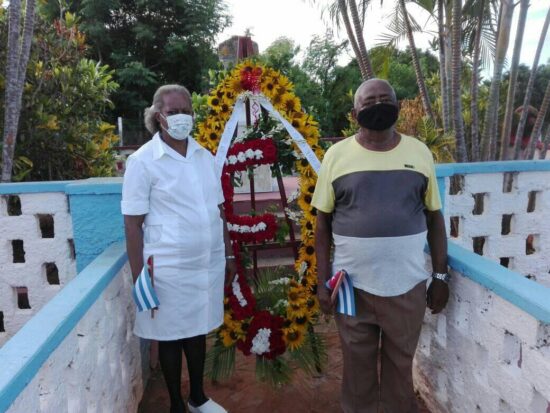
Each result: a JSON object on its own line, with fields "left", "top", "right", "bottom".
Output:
{"left": 424, "top": 155, "right": 442, "bottom": 211}
{"left": 311, "top": 151, "right": 335, "bottom": 213}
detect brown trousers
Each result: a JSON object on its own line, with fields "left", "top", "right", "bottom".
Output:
{"left": 335, "top": 281, "right": 427, "bottom": 413}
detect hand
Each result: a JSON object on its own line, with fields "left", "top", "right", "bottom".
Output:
{"left": 427, "top": 279, "right": 449, "bottom": 314}
{"left": 317, "top": 287, "right": 335, "bottom": 316}
{"left": 225, "top": 258, "right": 237, "bottom": 286}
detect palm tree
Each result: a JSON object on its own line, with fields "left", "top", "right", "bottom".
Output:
{"left": 525, "top": 82, "right": 550, "bottom": 159}
{"left": 512, "top": 6, "right": 550, "bottom": 159}
{"left": 480, "top": 0, "right": 514, "bottom": 160}
{"left": 438, "top": 0, "right": 451, "bottom": 133}
{"left": 499, "top": 0, "right": 529, "bottom": 160}
{"left": 399, "top": 0, "right": 437, "bottom": 125}
{"left": 347, "top": 0, "right": 375, "bottom": 78}
{"left": 2, "top": 0, "right": 37, "bottom": 182}
{"left": 337, "top": 0, "right": 369, "bottom": 78}
{"left": 321, "top": 0, "right": 374, "bottom": 80}
{"left": 469, "top": 0, "right": 485, "bottom": 161}
{"left": 451, "top": 0, "right": 468, "bottom": 162}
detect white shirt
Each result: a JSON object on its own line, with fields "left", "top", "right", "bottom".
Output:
{"left": 121, "top": 133, "right": 226, "bottom": 340}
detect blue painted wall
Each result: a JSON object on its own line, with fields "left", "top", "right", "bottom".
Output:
{"left": 66, "top": 178, "right": 124, "bottom": 272}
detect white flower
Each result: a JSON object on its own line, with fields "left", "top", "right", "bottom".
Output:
{"left": 251, "top": 328, "right": 271, "bottom": 355}
{"left": 298, "top": 261, "right": 308, "bottom": 277}
{"left": 254, "top": 150, "right": 263, "bottom": 160}
{"left": 256, "top": 222, "right": 267, "bottom": 231}
{"left": 237, "top": 152, "right": 247, "bottom": 163}
{"left": 292, "top": 150, "right": 304, "bottom": 159}
{"left": 228, "top": 155, "right": 238, "bottom": 165}
{"left": 232, "top": 275, "right": 248, "bottom": 307}
{"left": 245, "top": 149, "right": 255, "bottom": 159}
{"left": 286, "top": 190, "right": 300, "bottom": 204}
{"left": 269, "top": 278, "right": 291, "bottom": 286}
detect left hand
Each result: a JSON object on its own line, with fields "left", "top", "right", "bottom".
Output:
{"left": 225, "top": 258, "right": 237, "bottom": 286}
{"left": 427, "top": 279, "right": 449, "bottom": 314}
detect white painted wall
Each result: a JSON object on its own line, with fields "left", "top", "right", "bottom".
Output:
{"left": 6, "top": 264, "right": 144, "bottom": 413}
{"left": 0, "top": 193, "right": 77, "bottom": 347}
{"left": 443, "top": 171, "right": 550, "bottom": 287}
{"left": 415, "top": 266, "right": 550, "bottom": 413}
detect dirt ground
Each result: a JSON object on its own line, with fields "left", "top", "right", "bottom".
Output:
{"left": 138, "top": 320, "right": 431, "bottom": 413}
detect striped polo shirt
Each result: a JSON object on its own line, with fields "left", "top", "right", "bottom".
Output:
{"left": 312, "top": 134, "right": 441, "bottom": 297}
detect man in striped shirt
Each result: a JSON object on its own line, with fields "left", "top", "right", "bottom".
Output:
{"left": 313, "top": 79, "right": 449, "bottom": 413}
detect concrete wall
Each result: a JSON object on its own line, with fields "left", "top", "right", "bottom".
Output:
{"left": 438, "top": 163, "right": 550, "bottom": 288}
{"left": 0, "top": 243, "right": 144, "bottom": 413}
{"left": 0, "top": 186, "right": 77, "bottom": 347}
{"left": 415, "top": 260, "right": 550, "bottom": 413}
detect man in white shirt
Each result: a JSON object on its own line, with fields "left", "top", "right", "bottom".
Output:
{"left": 122, "top": 84, "right": 236, "bottom": 413}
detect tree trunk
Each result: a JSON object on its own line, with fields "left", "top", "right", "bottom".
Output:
{"left": 500, "top": 0, "right": 529, "bottom": 160}
{"left": 438, "top": 0, "right": 451, "bottom": 133}
{"left": 469, "top": 0, "right": 485, "bottom": 161}
{"left": 2, "top": 0, "right": 23, "bottom": 182}
{"left": 512, "top": 6, "right": 550, "bottom": 159}
{"left": 1, "top": 0, "right": 36, "bottom": 182}
{"left": 338, "top": 0, "right": 368, "bottom": 79}
{"left": 400, "top": 0, "right": 436, "bottom": 125}
{"left": 525, "top": 81, "right": 550, "bottom": 159}
{"left": 348, "top": 0, "right": 374, "bottom": 79}
{"left": 480, "top": 0, "right": 514, "bottom": 161}
{"left": 451, "top": 0, "right": 468, "bottom": 162}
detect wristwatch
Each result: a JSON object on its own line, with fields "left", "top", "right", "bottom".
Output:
{"left": 432, "top": 272, "right": 451, "bottom": 283}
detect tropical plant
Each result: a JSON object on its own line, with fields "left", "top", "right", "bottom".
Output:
{"left": 0, "top": 12, "right": 120, "bottom": 181}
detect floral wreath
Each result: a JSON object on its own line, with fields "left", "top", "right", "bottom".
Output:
{"left": 195, "top": 61, "right": 326, "bottom": 383}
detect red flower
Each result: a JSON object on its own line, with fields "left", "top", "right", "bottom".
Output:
{"left": 225, "top": 270, "right": 256, "bottom": 320}
{"left": 240, "top": 66, "right": 262, "bottom": 93}
{"left": 227, "top": 213, "right": 278, "bottom": 243}
{"left": 225, "top": 138, "right": 278, "bottom": 174}
{"left": 237, "top": 311, "right": 286, "bottom": 359}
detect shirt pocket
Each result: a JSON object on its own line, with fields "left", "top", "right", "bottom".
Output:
{"left": 144, "top": 224, "right": 162, "bottom": 244}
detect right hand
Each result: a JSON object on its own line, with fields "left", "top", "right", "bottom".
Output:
{"left": 317, "top": 287, "right": 334, "bottom": 315}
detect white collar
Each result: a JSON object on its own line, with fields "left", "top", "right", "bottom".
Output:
{"left": 151, "top": 133, "right": 201, "bottom": 161}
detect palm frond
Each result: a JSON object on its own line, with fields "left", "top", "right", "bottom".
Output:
{"left": 289, "top": 326, "right": 328, "bottom": 375}
{"left": 205, "top": 337, "right": 236, "bottom": 382}
{"left": 376, "top": 1, "right": 425, "bottom": 48}
{"left": 256, "top": 356, "right": 293, "bottom": 386}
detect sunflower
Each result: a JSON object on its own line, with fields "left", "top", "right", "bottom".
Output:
{"left": 272, "top": 92, "right": 284, "bottom": 106}
{"left": 282, "top": 94, "right": 301, "bottom": 113}
{"left": 288, "top": 285, "right": 307, "bottom": 306}
{"left": 292, "top": 312, "right": 312, "bottom": 327}
{"left": 306, "top": 296, "right": 320, "bottom": 316}
{"left": 283, "top": 327, "right": 306, "bottom": 351}
{"left": 228, "top": 76, "right": 244, "bottom": 94}
{"left": 286, "top": 302, "right": 308, "bottom": 320}
{"left": 219, "top": 327, "right": 238, "bottom": 347}
{"left": 208, "top": 95, "right": 223, "bottom": 110}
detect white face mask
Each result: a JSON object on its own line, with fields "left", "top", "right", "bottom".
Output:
{"left": 161, "top": 113, "right": 193, "bottom": 141}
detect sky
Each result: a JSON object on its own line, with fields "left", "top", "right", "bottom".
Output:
{"left": 218, "top": 0, "right": 550, "bottom": 76}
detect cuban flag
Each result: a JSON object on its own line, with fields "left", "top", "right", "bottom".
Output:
{"left": 132, "top": 256, "right": 160, "bottom": 313}
{"left": 326, "top": 269, "right": 356, "bottom": 317}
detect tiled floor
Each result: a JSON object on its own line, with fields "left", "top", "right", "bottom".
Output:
{"left": 138, "top": 320, "right": 431, "bottom": 413}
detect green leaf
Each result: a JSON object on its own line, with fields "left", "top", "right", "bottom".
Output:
{"left": 205, "top": 336, "right": 236, "bottom": 382}
{"left": 255, "top": 356, "right": 293, "bottom": 386}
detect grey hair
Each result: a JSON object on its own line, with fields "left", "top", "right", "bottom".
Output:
{"left": 144, "top": 84, "right": 192, "bottom": 134}
{"left": 354, "top": 78, "right": 397, "bottom": 107}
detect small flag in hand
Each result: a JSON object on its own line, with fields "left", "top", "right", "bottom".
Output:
{"left": 325, "top": 269, "right": 356, "bottom": 316}
{"left": 133, "top": 256, "right": 160, "bottom": 312}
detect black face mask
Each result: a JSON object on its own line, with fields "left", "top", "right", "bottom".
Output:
{"left": 357, "top": 102, "right": 399, "bottom": 131}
